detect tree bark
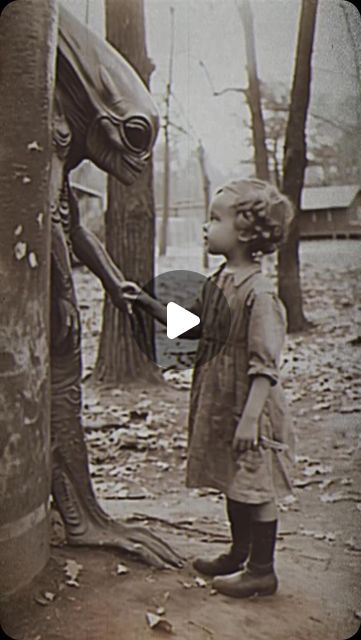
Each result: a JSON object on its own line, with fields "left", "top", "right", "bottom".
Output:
{"left": 95, "top": 0, "right": 161, "bottom": 384}
{"left": 239, "top": 0, "right": 270, "bottom": 180}
{"left": 278, "top": 0, "right": 318, "bottom": 332}
{"left": 0, "top": 0, "right": 57, "bottom": 596}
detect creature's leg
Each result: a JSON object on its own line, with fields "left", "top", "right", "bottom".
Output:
{"left": 50, "top": 285, "right": 182, "bottom": 568}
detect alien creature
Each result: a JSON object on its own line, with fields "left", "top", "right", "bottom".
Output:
{"left": 49, "top": 4, "right": 181, "bottom": 569}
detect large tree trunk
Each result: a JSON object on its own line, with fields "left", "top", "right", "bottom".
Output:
{"left": 95, "top": 0, "right": 160, "bottom": 384}
{"left": 0, "top": 0, "right": 57, "bottom": 596}
{"left": 239, "top": 0, "right": 270, "bottom": 180}
{"left": 278, "top": 0, "right": 318, "bottom": 332}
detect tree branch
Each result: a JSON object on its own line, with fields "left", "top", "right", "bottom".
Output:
{"left": 199, "top": 59, "right": 247, "bottom": 97}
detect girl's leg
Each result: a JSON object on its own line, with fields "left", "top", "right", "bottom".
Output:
{"left": 247, "top": 501, "right": 278, "bottom": 575}
{"left": 212, "top": 499, "right": 279, "bottom": 597}
{"left": 193, "top": 497, "right": 251, "bottom": 576}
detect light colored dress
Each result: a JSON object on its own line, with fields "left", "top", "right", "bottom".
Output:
{"left": 186, "top": 262, "right": 295, "bottom": 504}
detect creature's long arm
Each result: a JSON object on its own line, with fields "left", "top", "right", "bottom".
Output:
{"left": 68, "top": 185, "right": 126, "bottom": 307}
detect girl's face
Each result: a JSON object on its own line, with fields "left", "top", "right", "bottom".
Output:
{"left": 204, "top": 192, "right": 244, "bottom": 256}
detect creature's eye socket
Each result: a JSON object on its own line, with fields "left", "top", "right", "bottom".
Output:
{"left": 123, "top": 117, "right": 152, "bottom": 153}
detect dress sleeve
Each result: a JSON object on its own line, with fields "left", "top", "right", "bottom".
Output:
{"left": 247, "top": 291, "right": 287, "bottom": 386}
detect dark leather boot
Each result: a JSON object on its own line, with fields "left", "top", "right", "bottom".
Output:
{"left": 213, "top": 519, "right": 279, "bottom": 597}
{"left": 193, "top": 498, "right": 251, "bottom": 576}
{"left": 192, "top": 547, "right": 248, "bottom": 576}
{"left": 212, "top": 566, "right": 278, "bottom": 597}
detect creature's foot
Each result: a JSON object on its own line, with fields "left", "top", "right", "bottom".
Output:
{"left": 52, "top": 459, "right": 183, "bottom": 569}
{"left": 66, "top": 519, "right": 184, "bottom": 569}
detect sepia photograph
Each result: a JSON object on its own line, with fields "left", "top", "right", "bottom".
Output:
{"left": 0, "top": 0, "right": 360, "bottom": 638}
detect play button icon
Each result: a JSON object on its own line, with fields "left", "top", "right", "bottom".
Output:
{"left": 166, "top": 302, "right": 200, "bottom": 339}
{"left": 129, "top": 269, "right": 231, "bottom": 371}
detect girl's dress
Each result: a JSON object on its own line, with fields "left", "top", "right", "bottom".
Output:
{"left": 186, "top": 262, "right": 295, "bottom": 504}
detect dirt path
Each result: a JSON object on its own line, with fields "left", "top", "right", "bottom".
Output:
{"left": 1, "top": 386, "right": 360, "bottom": 640}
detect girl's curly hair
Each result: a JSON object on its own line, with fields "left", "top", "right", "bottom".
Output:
{"left": 216, "top": 178, "right": 294, "bottom": 255}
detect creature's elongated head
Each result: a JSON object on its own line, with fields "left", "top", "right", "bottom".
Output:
{"left": 57, "top": 4, "right": 159, "bottom": 184}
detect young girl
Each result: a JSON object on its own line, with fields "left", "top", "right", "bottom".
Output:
{"left": 122, "top": 178, "right": 295, "bottom": 598}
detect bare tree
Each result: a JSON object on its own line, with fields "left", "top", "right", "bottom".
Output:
{"left": 236, "top": 0, "right": 270, "bottom": 180}
{"left": 278, "top": 0, "right": 319, "bottom": 332}
{"left": 95, "top": 0, "right": 161, "bottom": 383}
{"left": 200, "top": 0, "right": 270, "bottom": 180}
{"left": 0, "top": 0, "right": 57, "bottom": 594}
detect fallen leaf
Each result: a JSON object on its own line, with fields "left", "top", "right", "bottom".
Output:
{"left": 145, "top": 612, "right": 174, "bottom": 633}
{"left": 303, "top": 464, "right": 332, "bottom": 477}
{"left": 64, "top": 559, "right": 83, "bottom": 587}
{"left": 345, "top": 538, "right": 361, "bottom": 552}
{"left": 27, "top": 140, "right": 43, "bottom": 151}
{"left": 320, "top": 478, "right": 334, "bottom": 490}
{"left": 181, "top": 581, "right": 192, "bottom": 589}
{"left": 325, "top": 532, "right": 336, "bottom": 542}
{"left": 320, "top": 492, "right": 346, "bottom": 503}
{"left": 354, "top": 610, "right": 361, "bottom": 621}
{"left": 312, "top": 402, "right": 331, "bottom": 411}
{"left": 340, "top": 405, "right": 361, "bottom": 414}
{"left": 116, "top": 564, "right": 129, "bottom": 575}
{"left": 194, "top": 576, "right": 207, "bottom": 588}
{"left": 156, "top": 606, "right": 166, "bottom": 615}
{"left": 35, "top": 595, "right": 52, "bottom": 607}
{"left": 340, "top": 478, "right": 353, "bottom": 486}
{"left": 300, "top": 529, "right": 316, "bottom": 537}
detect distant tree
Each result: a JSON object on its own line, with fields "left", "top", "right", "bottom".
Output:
{"left": 95, "top": 0, "right": 161, "bottom": 383}
{"left": 237, "top": 0, "right": 270, "bottom": 180}
{"left": 308, "top": 94, "right": 361, "bottom": 185}
{"left": 278, "top": 0, "right": 319, "bottom": 332}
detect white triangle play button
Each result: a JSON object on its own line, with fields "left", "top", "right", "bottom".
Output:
{"left": 166, "top": 301, "right": 200, "bottom": 339}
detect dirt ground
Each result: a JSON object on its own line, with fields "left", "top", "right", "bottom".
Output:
{"left": 1, "top": 241, "right": 361, "bottom": 640}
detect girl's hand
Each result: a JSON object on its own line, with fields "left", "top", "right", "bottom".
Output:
{"left": 119, "top": 281, "right": 142, "bottom": 301}
{"left": 232, "top": 416, "right": 259, "bottom": 455}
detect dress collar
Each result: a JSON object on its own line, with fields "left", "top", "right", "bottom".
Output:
{"left": 211, "top": 261, "right": 261, "bottom": 287}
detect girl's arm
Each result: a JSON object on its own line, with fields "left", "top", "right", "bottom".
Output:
{"left": 232, "top": 375, "right": 272, "bottom": 454}
{"left": 136, "top": 289, "right": 167, "bottom": 326}
{"left": 121, "top": 282, "right": 201, "bottom": 339}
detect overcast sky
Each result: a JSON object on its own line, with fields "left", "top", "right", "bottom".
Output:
{"left": 61, "top": 0, "right": 360, "bottom": 180}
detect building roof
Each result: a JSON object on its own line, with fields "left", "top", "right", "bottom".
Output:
{"left": 301, "top": 185, "right": 360, "bottom": 211}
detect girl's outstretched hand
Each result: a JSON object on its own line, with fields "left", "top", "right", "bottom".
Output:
{"left": 119, "top": 281, "right": 142, "bottom": 301}
{"left": 232, "top": 416, "right": 259, "bottom": 455}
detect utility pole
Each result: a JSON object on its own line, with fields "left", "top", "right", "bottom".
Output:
{"left": 158, "top": 6, "right": 175, "bottom": 257}
{"left": 196, "top": 142, "right": 211, "bottom": 269}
